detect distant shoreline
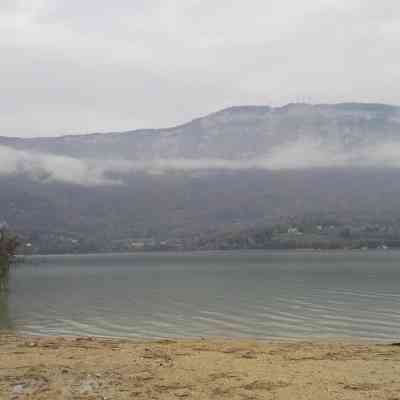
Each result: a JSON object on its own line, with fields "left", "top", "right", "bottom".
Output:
{"left": 17, "top": 247, "right": 400, "bottom": 257}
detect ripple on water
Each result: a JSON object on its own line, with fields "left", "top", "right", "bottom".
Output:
{"left": 6, "top": 252, "right": 400, "bottom": 340}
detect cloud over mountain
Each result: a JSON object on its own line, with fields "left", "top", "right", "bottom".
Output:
{"left": 0, "top": 145, "right": 119, "bottom": 185}
{"left": 2, "top": 132, "right": 400, "bottom": 185}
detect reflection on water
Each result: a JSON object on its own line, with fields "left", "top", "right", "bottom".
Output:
{"left": 0, "top": 263, "right": 8, "bottom": 292}
{"left": 0, "top": 291, "right": 12, "bottom": 330}
{"left": 3, "top": 251, "right": 400, "bottom": 341}
{"left": 0, "top": 263, "right": 12, "bottom": 330}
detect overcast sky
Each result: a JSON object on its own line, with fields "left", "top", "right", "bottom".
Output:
{"left": 1, "top": 0, "right": 400, "bottom": 137}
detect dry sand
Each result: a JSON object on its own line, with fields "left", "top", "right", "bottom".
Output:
{"left": 1, "top": 334, "right": 400, "bottom": 399}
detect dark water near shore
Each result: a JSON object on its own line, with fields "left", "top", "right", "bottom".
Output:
{"left": 2, "top": 251, "right": 400, "bottom": 341}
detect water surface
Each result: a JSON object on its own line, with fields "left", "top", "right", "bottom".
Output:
{"left": 3, "top": 251, "right": 400, "bottom": 341}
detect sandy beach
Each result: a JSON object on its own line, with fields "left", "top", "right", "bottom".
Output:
{"left": 1, "top": 334, "right": 400, "bottom": 399}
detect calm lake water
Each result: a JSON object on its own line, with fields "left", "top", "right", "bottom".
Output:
{"left": 1, "top": 251, "right": 400, "bottom": 341}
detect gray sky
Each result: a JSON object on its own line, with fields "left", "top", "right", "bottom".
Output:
{"left": 1, "top": 0, "right": 400, "bottom": 137}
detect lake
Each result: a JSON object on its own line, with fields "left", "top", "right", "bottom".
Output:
{"left": 1, "top": 251, "right": 400, "bottom": 341}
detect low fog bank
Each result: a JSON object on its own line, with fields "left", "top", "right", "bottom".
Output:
{"left": 0, "top": 145, "right": 120, "bottom": 186}
{"left": 2, "top": 139, "right": 400, "bottom": 186}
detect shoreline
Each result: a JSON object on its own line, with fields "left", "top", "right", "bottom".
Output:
{"left": 18, "top": 247, "right": 400, "bottom": 257}
{"left": 3, "top": 330, "right": 397, "bottom": 345}
{"left": 1, "top": 334, "right": 400, "bottom": 399}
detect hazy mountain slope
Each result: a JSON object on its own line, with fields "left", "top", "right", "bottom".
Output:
{"left": 1, "top": 103, "right": 400, "bottom": 161}
{"left": 2, "top": 168, "right": 400, "bottom": 252}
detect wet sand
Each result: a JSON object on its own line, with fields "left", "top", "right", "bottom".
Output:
{"left": 1, "top": 334, "right": 400, "bottom": 399}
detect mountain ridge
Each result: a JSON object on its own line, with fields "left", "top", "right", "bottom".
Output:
{"left": 1, "top": 102, "right": 400, "bottom": 163}
{"left": 1, "top": 102, "right": 398, "bottom": 141}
